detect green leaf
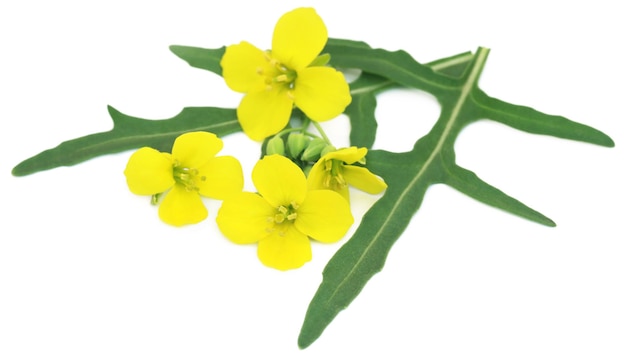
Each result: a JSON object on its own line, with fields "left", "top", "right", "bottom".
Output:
{"left": 323, "top": 42, "right": 614, "bottom": 147}
{"left": 472, "top": 89, "right": 614, "bottom": 146}
{"left": 345, "top": 49, "right": 474, "bottom": 148}
{"left": 12, "top": 106, "right": 239, "bottom": 176}
{"left": 169, "top": 45, "right": 225, "bottom": 76}
{"left": 13, "top": 43, "right": 231, "bottom": 177}
{"left": 444, "top": 164, "right": 555, "bottom": 226}
{"left": 325, "top": 41, "right": 463, "bottom": 92}
{"left": 298, "top": 46, "right": 614, "bottom": 349}
{"left": 13, "top": 41, "right": 473, "bottom": 177}
{"left": 166, "top": 39, "right": 476, "bottom": 150}
{"left": 345, "top": 74, "right": 387, "bottom": 148}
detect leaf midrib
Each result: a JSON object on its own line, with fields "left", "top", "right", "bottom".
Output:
{"left": 347, "top": 52, "right": 475, "bottom": 97}
{"left": 74, "top": 120, "right": 238, "bottom": 155}
{"left": 326, "top": 50, "right": 487, "bottom": 304}
{"left": 350, "top": 80, "right": 394, "bottom": 95}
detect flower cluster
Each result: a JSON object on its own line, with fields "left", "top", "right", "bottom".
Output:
{"left": 220, "top": 7, "right": 352, "bottom": 141}
{"left": 124, "top": 132, "right": 243, "bottom": 226}
{"left": 308, "top": 146, "right": 388, "bottom": 201}
{"left": 123, "top": 7, "right": 387, "bottom": 270}
{"left": 216, "top": 155, "right": 353, "bottom": 270}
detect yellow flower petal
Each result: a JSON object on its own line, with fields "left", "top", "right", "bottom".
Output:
{"left": 295, "top": 190, "right": 353, "bottom": 243}
{"left": 253, "top": 155, "right": 307, "bottom": 208}
{"left": 306, "top": 158, "right": 351, "bottom": 200}
{"left": 221, "top": 41, "right": 271, "bottom": 93}
{"left": 216, "top": 192, "right": 274, "bottom": 244}
{"left": 124, "top": 147, "right": 174, "bottom": 195}
{"left": 293, "top": 67, "right": 352, "bottom": 121}
{"left": 325, "top": 147, "right": 367, "bottom": 164}
{"left": 172, "top": 132, "right": 223, "bottom": 168}
{"left": 333, "top": 184, "right": 350, "bottom": 201}
{"left": 306, "top": 158, "right": 327, "bottom": 191}
{"left": 158, "top": 184, "right": 207, "bottom": 226}
{"left": 196, "top": 156, "right": 243, "bottom": 199}
{"left": 271, "top": 7, "right": 327, "bottom": 70}
{"left": 237, "top": 88, "right": 294, "bottom": 141}
{"left": 342, "top": 165, "right": 388, "bottom": 195}
{"left": 257, "top": 226, "right": 312, "bottom": 270}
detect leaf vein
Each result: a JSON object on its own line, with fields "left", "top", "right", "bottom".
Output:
{"left": 327, "top": 50, "right": 488, "bottom": 304}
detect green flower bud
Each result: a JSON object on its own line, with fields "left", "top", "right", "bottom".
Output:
{"left": 302, "top": 164, "right": 313, "bottom": 177}
{"left": 301, "top": 138, "right": 329, "bottom": 161}
{"left": 308, "top": 53, "right": 331, "bottom": 67}
{"left": 287, "top": 133, "right": 310, "bottom": 158}
{"left": 266, "top": 135, "right": 285, "bottom": 156}
{"left": 320, "top": 145, "right": 337, "bottom": 157}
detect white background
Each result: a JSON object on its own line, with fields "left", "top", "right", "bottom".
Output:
{"left": 1, "top": 1, "right": 625, "bottom": 362}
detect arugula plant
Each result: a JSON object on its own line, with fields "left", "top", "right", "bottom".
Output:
{"left": 12, "top": 38, "right": 614, "bottom": 348}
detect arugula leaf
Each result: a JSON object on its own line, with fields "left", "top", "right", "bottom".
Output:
{"left": 345, "top": 48, "right": 474, "bottom": 148}
{"left": 12, "top": 40, "right": 470, "bottom": 176}
{"left": 297, "top": 46, "right": 614, "bottom": 348}
{"left": 12, "top": 106, "right": 239, "bottom": 176}
{"left": 324, "top": 43, "right": 614, "bottom": 147}
{"left": 169, "top": 45, "right": 225, "bottom": 75}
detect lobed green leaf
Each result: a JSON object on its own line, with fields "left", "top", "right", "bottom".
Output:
{"left": 12, "top": 106, "right": 239, "bottom": 176}
{"left": 12, "top": 40, "right": 472, "bottom": 177}
{"left": 298, "top": 45, "right": 614, "bottom": 349}
{"left": 472, "top": 89, "right": 614, "bottom": 147}
{"left": 169, "top": 45, "right": 225, "bottom": 76}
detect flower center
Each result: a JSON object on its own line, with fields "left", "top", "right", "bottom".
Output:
{"left": 258, "top": 51, "right": 297, "bottom": 94}
{"left": 323, "top": 159, "right": 347, "bottom": 191}
{"left": 273, "top": 201, "right": 299, "bottom": 224}
{"left": 172, "top": 161, "right": 206, "bottom": 192}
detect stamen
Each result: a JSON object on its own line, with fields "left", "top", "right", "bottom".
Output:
{"left": 323, "top": 175, "right": 331, "bottom": 188}
{"left": 320, "top": 159, "right": 349, "bottom": 191}
{"left": 172, "top": 163, "right": 201, "bottom": 192}
{"left": 273, "top": 203, "right": 298, "bottom": 224}
{"left": 324, "top": 160, "right": 333, "bottom": 172}
{"left": 274, "top": 214, "right": 285, "bottom": 223}
{"left": 274, "top": 74, "right": 288, "bottom": 82}
{"left": 335, "top": 173, "right": 346, "bottom": 187}
{"left": 259, "top": 53, "right": 299, "bottom": 95}
{"left": 330, "top": 160, "right": 342, "bottom": 176}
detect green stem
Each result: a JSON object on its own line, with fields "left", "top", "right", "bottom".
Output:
{"left": 301, "top": 117, "right": 311, "bottom": 133}
{"left": 312, "top": 121, "right": 332, "bottom": 145}
{"left": 274, "top": 127, "right": 318, "bottom": 140}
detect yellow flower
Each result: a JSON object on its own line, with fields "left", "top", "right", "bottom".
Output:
{"left": 307, "top": 147, "right": 387, "bottom": 201}
{"left": 216, "top": 155, "right": 353, "bottom": 270}
{"left": 220, "top": 7, "right": 352, "bottom": 141}
{"left": 124, "top": 132, "right": 243, "bottom": 226}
